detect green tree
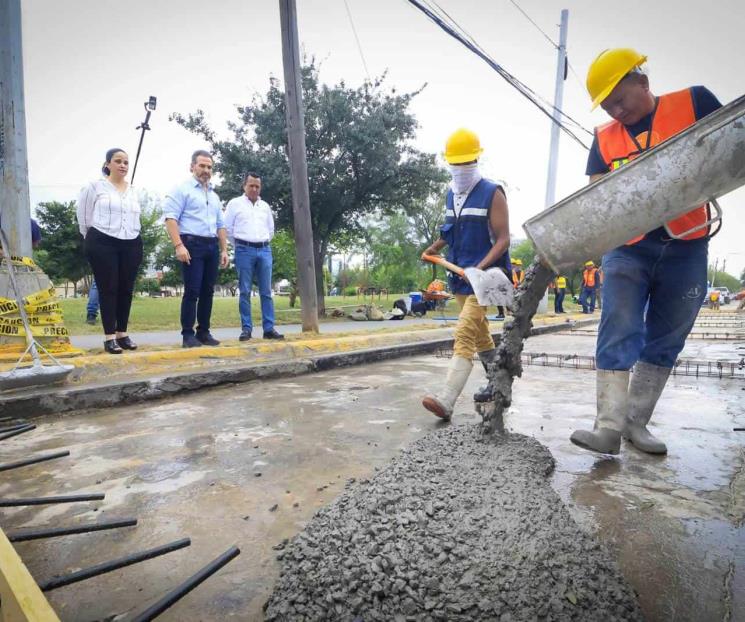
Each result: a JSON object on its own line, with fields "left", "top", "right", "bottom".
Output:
{"left": 708, "top": 268, "right": 741, "bottom": 292}
{"left": 171, "top": 58, "right": 446, "bottom": 314}
{"left": 409, "top": 195, "right": 448, "bottom": 282}
{"left": 368, "top": 211, "right": 429, "bottom": 292}
{"left": 136, "top": 191, "right": 164, "bottom": 277}
{"left": 510, "top": 239, "right": 536, "bottom": 268}
{"left": 34, "top": 201, "right": 88, "bottom": 294}
{"left": 272, "top": 230, "right": 299, "bottom": 307}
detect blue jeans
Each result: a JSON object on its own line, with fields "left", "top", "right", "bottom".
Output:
{"left": 554, "top": 288, "right": 565, "bottom": 313}
{"left": 580, "top": 287, "right": 596, "bottom": 313}
{"left": 180, "top": 235, "right": 219, "bottom": 337}
{"left": 87, "top": 280, "right": 99, "bottom": 316}
{"left": 235, "top": 245, "right": 274, "bottom": 333}
{"left": 596, "top": 235, "right": 707, "bottom": 370}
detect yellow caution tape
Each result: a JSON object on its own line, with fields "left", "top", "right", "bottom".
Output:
{"left": 0, "top": 312, "right": 64, "bottom": 327}
{"left": 5, "top": 255, "right": 38, "bottom": 268}
{"left": 0, "top": 323, "right": 69, "bottom": 338}
{"left": 0, "top": 285, "right": 56, "bottom": 315}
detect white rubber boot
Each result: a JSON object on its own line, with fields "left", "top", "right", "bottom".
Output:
{"left": 623, "top": 361, "right": 670, "bottom": 455}
{"left": 570, "top": 370, "right": 629, "bottom": 455}
{"left": 473, "top": 348, "right": 498, "bottom": 402}
{"left": 422, "top": 356, "right": 473, "bottom": 420}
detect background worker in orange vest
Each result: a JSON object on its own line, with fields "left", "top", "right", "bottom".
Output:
{"left": 570, "top": 48, "right": 722, "bottom": 456}
{"left": 511, "top": 258, "right": 525, "bottom": 288}
{"left": 579, "top": 260, "right": 599, "bottom": 313}
{"left": 735, "top": 289, "right": 745, "bottom": 312}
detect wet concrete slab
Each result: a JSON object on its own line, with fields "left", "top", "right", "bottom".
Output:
{"left": 0, "top": 331, "right": 742, "bottom": 621}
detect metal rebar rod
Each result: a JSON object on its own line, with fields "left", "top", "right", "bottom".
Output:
{"left": 7, "top": 518, "right": 137, "bottom": 542}
{"left": 0, "top": 422, "right": 31, "bottom": 434}
{"left": 39, "top": 538, "right": 191, "bottom": 591}
{"left": 0, "top": 424, "right": 35, "bottom": 441}
{"left": 0, "top": 493, "right": 105, "bottom": 507}
{"left": 0, "top": 450, "right": 70, "bottom": 472}
{"left": 129, "top": 545, "right": 240, "bottom": 622}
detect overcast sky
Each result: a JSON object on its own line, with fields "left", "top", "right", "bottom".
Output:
{"left": 21, "top": 0, "right": 745, "bottom": 276}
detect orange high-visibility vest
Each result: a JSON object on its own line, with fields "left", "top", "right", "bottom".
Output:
{"left": 596, "top": 88, "right": 710, "bottom": 244}
{"left": 583, "top": 267, "right": 598, "bottom": 288}
{"left": 512, "top": 269, "right": 524, "bottom": 288}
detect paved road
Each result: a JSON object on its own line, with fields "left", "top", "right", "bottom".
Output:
{"left": 68, "top": 316, "right": 462, "bottom": 350}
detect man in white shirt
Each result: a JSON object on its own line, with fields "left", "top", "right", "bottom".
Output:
{"left": 224, "top": 172, "right": 284, "bottom": 341}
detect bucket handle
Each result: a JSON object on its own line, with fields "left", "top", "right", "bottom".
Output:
{"left": 663, "top": 198, "right": 722, "bottom": 240}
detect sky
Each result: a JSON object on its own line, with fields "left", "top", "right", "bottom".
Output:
{"left": 20, "top": 0, "right": 745, "bottom": 277}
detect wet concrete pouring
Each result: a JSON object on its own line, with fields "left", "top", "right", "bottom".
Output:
{"left": 1, "top": 323, "right": 743, "bottom": 620}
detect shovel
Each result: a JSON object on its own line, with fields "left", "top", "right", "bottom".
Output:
{"left": 421, "top": 253, "right": 514, "bottom": 308}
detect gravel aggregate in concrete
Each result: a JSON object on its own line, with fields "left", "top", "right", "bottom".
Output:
{"left": 264, "top": 425, "right": 644, "bottom": 621}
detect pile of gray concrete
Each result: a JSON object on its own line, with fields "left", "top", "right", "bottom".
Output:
{"left": 264, "top": 425, "right": 643, "bottom": 621}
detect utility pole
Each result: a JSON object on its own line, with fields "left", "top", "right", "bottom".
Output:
{"left": 279, "top": 0, "right": 319, "bottom": 332}
{"left": 544, "top": 9, "right": 569, "bottom": 209}
{"left": 0, "top": 0, "right": 32, "bottom": 256}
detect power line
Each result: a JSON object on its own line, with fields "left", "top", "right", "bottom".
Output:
{"left": 506, "top": 0, "right": 557, "bottom": 49}
{"left": 343, "top": 0, "right": 370, "bottom": 80}
{"left": 406, "top": 0, "right": 592, "bottom": 149}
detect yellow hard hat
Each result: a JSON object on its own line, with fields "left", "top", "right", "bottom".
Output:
{"left": 586, "top": 48, "right": 647, "bottom": 110}
{"left": 584, "top": 260, "right": 594, "bottom": 267}
{"left": 443, "top": 128, "right": 483, "bottom": 164}
{"left": 512, "top": 258, "right": 523, "bottom": 266}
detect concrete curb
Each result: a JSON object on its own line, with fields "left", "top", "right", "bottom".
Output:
{"left": 1, "top": 319, "right": 598, "bottom": 419}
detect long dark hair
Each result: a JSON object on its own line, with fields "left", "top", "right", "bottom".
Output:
{"left": 102, "top": 147, "right": 126, "bottom": 176}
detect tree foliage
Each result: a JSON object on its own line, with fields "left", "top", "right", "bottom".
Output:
{"left": 34, "top": 201, "right": 88, "bottom": 289}
{"left": 708, "top": 268, "right": 741, "bottom": 292}
{"left": 171, "top": 58, "right": 447, "bottom": 312}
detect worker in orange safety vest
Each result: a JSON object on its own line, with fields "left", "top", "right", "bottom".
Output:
{"left": 580, "top": 260, "right": 599, "bottom": 313}
{"left": 571, "top": 48, "right": 723, "bottom": 457}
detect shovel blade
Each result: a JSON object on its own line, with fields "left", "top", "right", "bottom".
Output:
{"left": 464, "top": 267, "right": 514, "bottom": 308}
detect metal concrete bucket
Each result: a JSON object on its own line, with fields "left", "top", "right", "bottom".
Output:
{"left": 523, "top": 94, "right": 745, "bottom": 274}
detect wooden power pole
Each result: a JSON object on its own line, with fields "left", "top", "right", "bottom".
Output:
{"left": 0, "top": 0, "right": 32, "bottom": 256}
{"left": 279, "top": 0, "right": 319, "bottom": 332}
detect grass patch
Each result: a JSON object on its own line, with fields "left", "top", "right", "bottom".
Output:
{"left": 58, "top": 292, "right": 587, "bottom": 335}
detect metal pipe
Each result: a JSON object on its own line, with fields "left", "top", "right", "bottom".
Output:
{"left": 0, "top": 422, "right": 31, "bottom": 433}
{"left": 523, "top": 94, "right": 745, "bottom": 273}
{"left": 39, "top": 538, "right": 191, "bottom": 591}
{"left": 7, "top": 517, "right": 137, "bottom": 542}
{"left": 0, "top": 450, "right": 70, "bottom": 472}
{"left": 129, "top": 545, "right": 240, "bottom": 622}
{"left": 0, "top": 493, "right": 105, "bottom": 507}
{"left": 0, "top": 424, "right": 35, "bottom": 441}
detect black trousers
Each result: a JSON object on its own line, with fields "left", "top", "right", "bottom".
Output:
{"left": 84, "top": 227, "right": 143, "bottom": 335}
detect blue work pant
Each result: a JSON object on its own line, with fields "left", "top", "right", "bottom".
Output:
{"left": 554, "top": 288, "right": 565, "bottom": 313}
{"left": 580, "top": 287, "right": 596, "bottom": 313}
{"left": 235, "top": 245, "right": 275, "bottom": 333}
{"left": 596, "top": 235, "right": 707, "bottom": 370}
{"left": 180, "top": 235, "right": 219, "bottom": 337}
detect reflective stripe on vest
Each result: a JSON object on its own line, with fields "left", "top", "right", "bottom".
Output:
{"left": 583, "top": 268, "right": 597, "bottom": 288}
{"left": 596, "top": 88, "right": 710, "bottom": 244}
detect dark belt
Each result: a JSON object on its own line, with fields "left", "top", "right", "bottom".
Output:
{"left": 181, "top": 233, "right": 216, "bottom": 243}
{"left": 235, "top": 239, "right": 270, "bottom": 248}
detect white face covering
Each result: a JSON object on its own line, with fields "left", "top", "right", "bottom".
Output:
{"left": 448, "top": 162, "right": 482, "bottom": 195}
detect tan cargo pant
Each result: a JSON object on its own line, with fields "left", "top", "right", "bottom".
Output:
{"left": 453, "top": 294, "right": 495, "bottom": 359}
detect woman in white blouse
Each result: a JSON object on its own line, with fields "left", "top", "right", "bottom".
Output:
{"left": 76, "top": 148, "right": 143, "bottom": 354}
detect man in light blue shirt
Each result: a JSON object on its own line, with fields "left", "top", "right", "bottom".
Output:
{"left": 164, "top": 150, "right": 228, "bottom": 347}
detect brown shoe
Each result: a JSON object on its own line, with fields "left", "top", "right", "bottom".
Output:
{"left": 422, "top": 395, "right": 451, "bottom": 420}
